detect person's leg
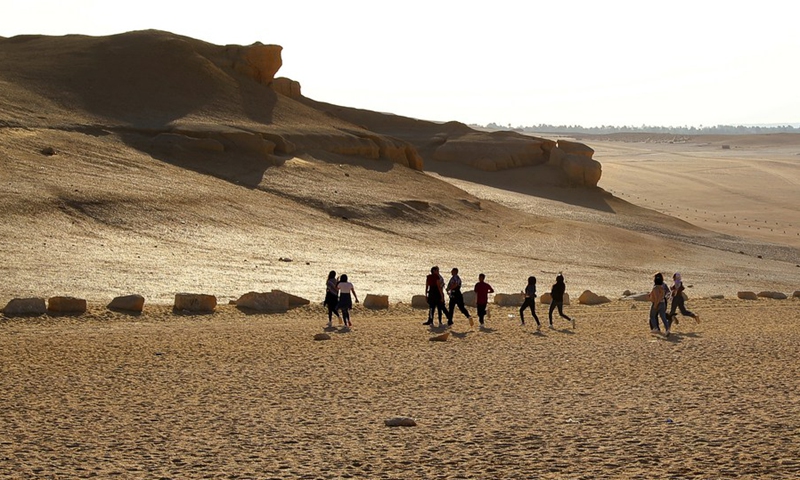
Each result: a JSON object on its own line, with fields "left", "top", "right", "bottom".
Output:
{"left": 477, "top": 304, "right": 486, "bottom": 324}
{"left": 548, "top": 301, "right": 557, "bottom": 326}
{"left": 447, "top": 296, "right": 456, "bottom": 324}
{"left": 456, "top": 295, "right": 471, "bottom": 319}
{"left": 659, "top": 302, "right": 670, "bottom": 334}
{"left": 649, "top": 304, "right": 659, "bottom": 332}
{"left": 531, "top": 301, "right": 540, "bottom": 327}
{"left": 519, "top": 300, "right": 528, "bottom": 324}
{"left": 425, "top": 302, "right": 435, "bottom": 325}
{"left": 557, "top": 302, "right": 572, "bottom": 321}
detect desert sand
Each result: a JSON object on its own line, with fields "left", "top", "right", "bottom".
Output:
{"left": 1, "top": 31, "right": 799, "bottom": 479}
{"left": 1, "top": 300, "right": 799, "bottom": 479}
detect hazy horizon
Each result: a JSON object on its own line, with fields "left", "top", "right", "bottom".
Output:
{"left": 2, "top": 0, "right": 799, "bottom": 129}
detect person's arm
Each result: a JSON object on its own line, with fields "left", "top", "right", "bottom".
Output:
{"left": 488, "top": 284, "right": 494, "bottom": 294}
{"left": 352, "top": 288, "right": 359, "bottom": 303}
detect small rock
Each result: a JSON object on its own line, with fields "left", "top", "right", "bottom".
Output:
{"left": 737, "top": 291, "right": 758, "bottom": 300}
{"left": 313, "top": 333, "right": 331, "bottom": 341}
{"left": 384, "top": 417, "right": 416, "bottom": 427}
{"left": 710, "top": 295, "right": 725, "bottom": 300}
{"left": 279, "top": 257, "right": 292, "bottom": 262}
{"left": 430, "top": 332, "right": 450, "bottom": 342}
{"left": 41, "top": 146, "right": 57, "bottom": 156}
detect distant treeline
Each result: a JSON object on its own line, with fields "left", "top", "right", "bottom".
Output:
{"left": 477, "top": 123, "right": 800, "bottom": 135}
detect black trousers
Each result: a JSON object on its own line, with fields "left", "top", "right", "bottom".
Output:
{"left": 448, "top": 291, "right": 470, "bottom": 321}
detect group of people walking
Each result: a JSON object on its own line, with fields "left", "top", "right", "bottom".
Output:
{"left": 648, "top": 271, "right": 700, "bottom": 337}
{"left": 423, "top": 267, "right": 573, "bottom": 331}
{"left": 324, "top": 268, "right": 699, "bottom": 337}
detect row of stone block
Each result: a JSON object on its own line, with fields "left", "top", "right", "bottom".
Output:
{"left": 737, "top": 291, "right": 800, "bottom": 300}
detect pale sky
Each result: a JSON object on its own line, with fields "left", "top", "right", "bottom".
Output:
{"left": 2, "top": 0, "right": 799, "bottom": 127}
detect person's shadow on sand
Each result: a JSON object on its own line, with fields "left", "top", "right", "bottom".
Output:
{"left": 478, "top": 326, "right": 497, "bottom": 333}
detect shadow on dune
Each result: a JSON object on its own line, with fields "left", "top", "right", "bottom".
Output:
{"left": 424, "top": 159, "right": 616, "bottom": 213}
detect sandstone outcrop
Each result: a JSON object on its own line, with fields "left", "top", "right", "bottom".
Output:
{"left": 236, "top": 291, "right": 288, "bottom": 312}
{"left": 108, "top": 294, "right": 145, "bottom": 313}
{"left": 174, "top": 293, "right": 217, "bottom": 312}
{"left": 271, "top": 77, "right": 301, "bottom": 98}
{"left": 363, "top": 294, "right": 389, "bottom": 310}
{"left": 48, "top": 296, "right": 87, "bottom": 314}
{"left": 432, "top": 132, "right": 548, "bottom": 171}
{"left": 3, "top": 297, "right": 46, "bottom": 316}
{"left": 222, "top": 43, "right": 283, "bottom": 85}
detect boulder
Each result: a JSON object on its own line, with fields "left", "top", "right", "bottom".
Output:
{"left": 539, "top": 292, "right": 570, "bottom": 305}
{"left": 462, "top": 290, "right": 477, "bottom": 307}
{"left": 107, "top": 294, "right": 145, "bottom": 312}
{"left": 384, "top": 417, "right": 417, "bottom": 427}
{"left": 737, "top": 291, "right": 758, "bottom": 300}
{"left": 174, "top": 293, "right": 217, "bottom": 312}
{"left": 313, "top": 333, "right": 331, "bottom": 341}
{"left": 757, "top": 291, "right": 788, "bottom": 300}
{"left": 578, "top": 290, "right": 611, "bottom": 305}
{"left": 47, "top": 296, "right": 88, "bottom": 314}
{"left": 794, "top": 291, "right": 800, "bottom": 298}
{"left": 411, "top": 295, "right": 429, "bottom": 309}
{"left": 235, "top": 291, "right": 288, "bottom": 313}
{"left": 430, "top": 332, "right": 450, "bottom": 342}
{"left": 363, "top": 294, "right": 389, "bottom": 310}
{"left": 494, "top": 293, "right": 525, "bottom": 306}
{"left": 3, "top": 297, "right": 47, "bottom": 316}
{"left": 271, "top": 290, "right": 310, "bottom": 308}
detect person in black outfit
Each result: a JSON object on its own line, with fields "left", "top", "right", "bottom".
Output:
{"left": 446, "top": 268, "right": 472, "bottom": 326}
{"left": 549, "top": 273, "right": 574, "bottom": 329}
{"left": 519, "top": 276, "right": 541, "bottom": 329}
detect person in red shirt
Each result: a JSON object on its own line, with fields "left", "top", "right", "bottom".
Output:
{"left": 473, "top": 273, "right": 494, "bottom": 327}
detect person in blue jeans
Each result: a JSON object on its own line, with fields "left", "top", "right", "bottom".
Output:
{"left": 648, "top": 272, "right": 671, "bottom": 336}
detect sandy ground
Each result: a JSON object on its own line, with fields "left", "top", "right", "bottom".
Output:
{"left": 1, "top": 298, "right": 798, "bottom": 479}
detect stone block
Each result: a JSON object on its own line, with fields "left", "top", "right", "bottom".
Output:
{"left": 737, "top": 291, "right": 758, "bottom": 300}
{"left": 3, "top": 297, "right": 47, "bottom": 316}
{"left": 108, "top": 294, "right": 145, "bottom": 312}
{"left": 363, "top": 294, "right": 389, "bottom": 310}
{"left": 175, "top": 293, "right": 217, "bottom": 312}
{"left": 48, "top": 296, "right": 87, "bottom": 314}
{"left": 494, "top": 293, "right": 525, "bottom": 306}
{"left": 411, "top": 295, "right": 428, "bottom": 309}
